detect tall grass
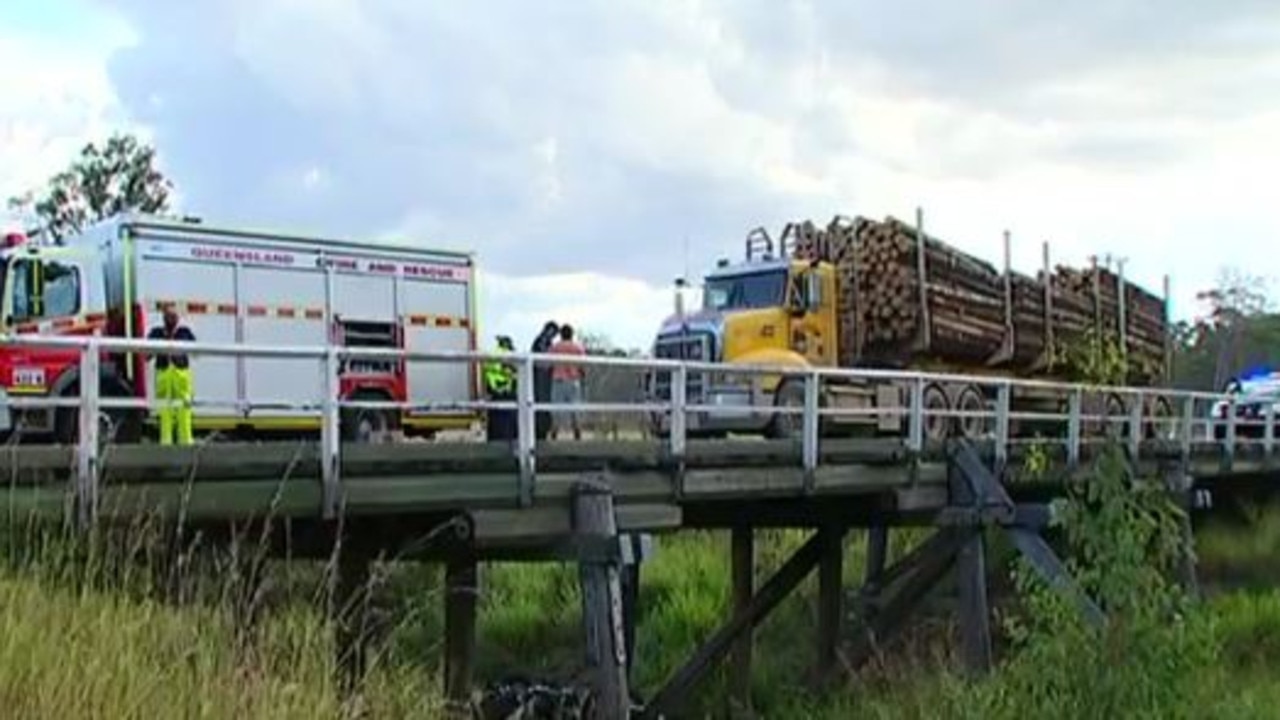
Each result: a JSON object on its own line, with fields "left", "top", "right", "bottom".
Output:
{"left": 0, "top": 435, "right": 1277, "bottom": 718}
{"left": 0, "top": 507, "right": 1276, "bottom": 718}
{"left": 0, "top": 512, "right": 442, "bottom": 719}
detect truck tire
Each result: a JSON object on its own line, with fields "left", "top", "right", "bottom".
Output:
{"left": 767, "top": 380, "right": 805, "bottom": 440}
{"left": 53, "top": 379, "right": 143, "bottom": 447}
{"left": 922, "top": 383, "right": 951, "bottom": 443}
{"left": 341, "top": 392, "right": 397, "bottom": 443}
{"left": 1145, "top": 396, "right": 1175, "bottom": 441}
{"left": 1104, "top": 393, "right": 1127, "bottom": 441}
{"left": 954, "top": 385, "right": 989, "bottom": 440}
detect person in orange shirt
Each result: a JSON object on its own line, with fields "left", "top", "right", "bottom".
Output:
{"left": 548, "top": 323, "right": 586, "bottom": 440}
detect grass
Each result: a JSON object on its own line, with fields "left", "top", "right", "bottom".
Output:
{"left": 0, "top": 500, "right": 1275, "bottom": 718}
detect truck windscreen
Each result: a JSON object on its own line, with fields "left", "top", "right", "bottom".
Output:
{"left": 703, "top": 270, "right": 786, "bottom": 312}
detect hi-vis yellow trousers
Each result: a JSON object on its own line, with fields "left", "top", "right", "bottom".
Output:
{"left": 156, "top": 366, "right": 194, "bottom": 445}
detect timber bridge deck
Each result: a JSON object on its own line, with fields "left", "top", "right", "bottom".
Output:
{"left": 0, "top": 334, "right": 1276, "bottom": 718}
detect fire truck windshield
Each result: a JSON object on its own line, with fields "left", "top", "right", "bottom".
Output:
{"left": 703, "top": 269, "right": 786, "bottom": 312}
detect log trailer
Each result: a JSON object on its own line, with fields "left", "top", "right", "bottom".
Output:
{"left": 648, "top": 212, "right": 1174, "bottom": 442}
{"left": 0, "top": 215, "right": 479, "bottom": 443}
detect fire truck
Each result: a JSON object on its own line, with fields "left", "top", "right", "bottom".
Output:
{"left": 0, "top": 215, "right": 479, "bottom": 444}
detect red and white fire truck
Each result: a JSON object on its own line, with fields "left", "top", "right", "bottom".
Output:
{"left": 0, "top": 215, "right": 479, "bottom": 443}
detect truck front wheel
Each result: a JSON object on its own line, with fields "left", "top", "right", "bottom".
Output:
{"left": 341, "top": 392, "right": 398, "bottom": 443}
{"left": 768, "top": 381, "right": 805, "bottom": 440}
{"left": 53, "top": 380, "right": 143, "bottom": 447}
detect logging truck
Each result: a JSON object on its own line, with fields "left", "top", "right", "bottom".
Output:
{"left": 647, "top": 212, "right": 1174, "bottom": 442}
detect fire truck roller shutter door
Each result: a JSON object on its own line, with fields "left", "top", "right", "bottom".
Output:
{"left": 137, "top": 252, "right": 238, "bottom": 418}
{"left": 240, "top": 264, "right": 329, "bottom": 419}
{"left": 402, "top": 273, "right": 472, "bottom": 420}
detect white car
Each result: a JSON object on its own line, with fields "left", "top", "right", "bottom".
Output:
{"left": 1211, "top": 370, "right": 1280, "bottom": 439}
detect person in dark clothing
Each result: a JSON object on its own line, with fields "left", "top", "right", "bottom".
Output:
{"left": 530, "top": 321, "right": 559, "bottom": 441}
{"left": 147, "top": 306, "right": 196, "bottom": 445}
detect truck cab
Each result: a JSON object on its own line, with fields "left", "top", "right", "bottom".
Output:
{"left": 649, "top": 228, "right": 842, "bottom": 437}
{"left": 0, "top": 231, "right": 120, "bottom": 441}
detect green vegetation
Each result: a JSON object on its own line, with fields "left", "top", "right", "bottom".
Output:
{"left": 0, "top": 487, "right": 1275, "bottom": 718}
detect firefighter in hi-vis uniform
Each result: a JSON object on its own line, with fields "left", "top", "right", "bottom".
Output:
{"left": 148, "top": 306, "right": 196, "bottom": 445}
{"left": 483, "top": 335, "right": 518, "bottom": 441}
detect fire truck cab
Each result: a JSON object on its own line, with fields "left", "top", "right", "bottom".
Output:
{"left": 0, "top": 216, "right": 479, "bottom": 444}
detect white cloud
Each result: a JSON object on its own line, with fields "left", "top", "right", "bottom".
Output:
{"left": 0, "top": 32, "right": 135, "bottom": 213}
{"left": 8, "top": 0, "right": 1280, "bottom": 358}
{"left": 477, "top": 270, "right": 678, "bottom": 352}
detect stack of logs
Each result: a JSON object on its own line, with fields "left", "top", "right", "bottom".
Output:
{"left": 787, "top": 215, "right": 1169, "bottom": 378}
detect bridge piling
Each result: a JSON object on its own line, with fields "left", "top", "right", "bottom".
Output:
{"left": 814, "top": 525, "right": 847, "bottom": 688}
{"left": 331, "top": 545, "right": 374, "bottom": 699}
{"left": 1163, "top": 464, "right": 1201, "bottom": 600}
{"left": 444, "top": 557, "right": 479, "bottom": 717}
{"left": 730, "top": 526, "right": 754, "bottom": 716}
{"left": 572, "top": 478, "right": 631, "bottom": 720}
{"left": 947, "top": 446, "right": 993, "bottom": 674}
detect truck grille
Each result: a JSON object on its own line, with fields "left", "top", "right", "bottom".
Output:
{"left": 649, "top": 333, "right": 712, "bottom": 401}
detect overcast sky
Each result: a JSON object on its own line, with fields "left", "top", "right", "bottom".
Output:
{"left": 3, "top": 0, "right": 1278, "bottom": 351}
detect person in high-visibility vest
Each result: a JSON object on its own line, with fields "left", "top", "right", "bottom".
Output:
{"left": 484, "top": 335, "right": 517, "bottom": 441}
{"left": 148, "top": 306, "right": 196, "bottom": 445}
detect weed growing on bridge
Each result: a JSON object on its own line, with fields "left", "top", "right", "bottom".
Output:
{"left": 976, "top": 443, "right": 1215, "bottom": 718}
{"left": 954, "top": 328, "right": 1219, "bottom": 718}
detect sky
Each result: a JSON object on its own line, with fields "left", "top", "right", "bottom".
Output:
{"left": 2, "top": 0, "right": 1278, "bottom": 352}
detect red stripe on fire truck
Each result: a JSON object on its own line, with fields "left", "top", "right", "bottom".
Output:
{"left": 151, "top": 301, "right": 464, "bottom": 327}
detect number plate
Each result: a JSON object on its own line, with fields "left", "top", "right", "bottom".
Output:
{"left": 12, "top": 367, "right": 45, "bottom": 389}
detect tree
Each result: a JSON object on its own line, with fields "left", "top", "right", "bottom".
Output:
{"left": 8, "top": 132, "right": 174, "bottom": 242}
{"left": 1172, "top": 267, "right": 1280, "bottom": 389}
{"left": 579, "top": 331, "right": 623, "bottom": 357}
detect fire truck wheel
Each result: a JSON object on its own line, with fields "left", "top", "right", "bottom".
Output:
{"left": 53, "top": 382, "right": 142, "bottom": 446}
{"left": 341, "top": 393, "right": 396, "bottom": 443}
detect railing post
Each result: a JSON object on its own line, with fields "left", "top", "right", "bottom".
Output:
{"left": 320, "top": 346, "right": 341, "bottom": 519}
{"left": 670, "top": 365, "right": 688, "bottom": 460}
{"left": 802, "top": 370, "right": 820, "bottom": 491}
{"left": 906, "top": 378, "right": 924, "bottom": 454}
{"left": 516, "top": 355, "right": 536, "bottom": 508}
{"left": 1066, "top": 388, "right": 1082, "bottom": 466}
{"left": 1224, "top": 396, "right": 1237, "bottom": 467}
{"left": 1180, "top": 395, "right": 1195, "bottom": 460}
{"left": 994, "top": 383, "right": 1011, "bottom": 466}
{"left": 1127, "top": 391, "right": 1143, "bottom": 459}
{"left": 1265, "top": 403, "right": 1276, "bottom": 461}
{"left": 76, "top": 339, "right": 101, "bottom": 529}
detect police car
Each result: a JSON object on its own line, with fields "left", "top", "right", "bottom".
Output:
{"left": 1211, "top": 368, "right": 1280, "bottom": 439}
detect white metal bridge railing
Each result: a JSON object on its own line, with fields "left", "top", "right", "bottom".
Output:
{"left": 0, "top": 334, "right": 1268, "bottom": 526}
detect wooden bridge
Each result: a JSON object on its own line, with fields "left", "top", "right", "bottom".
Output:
{"left": 0, "top": 334, "right": 1277, "bottom": 718}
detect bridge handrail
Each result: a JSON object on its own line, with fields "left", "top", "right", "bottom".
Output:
{"left": 0, "top": 333, "right": 1263, "bottom": 527}
{"left": 0, "top": 332, "right": 1237, "bottom": 401}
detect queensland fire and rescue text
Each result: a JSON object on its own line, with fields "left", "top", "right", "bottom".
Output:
{"left": 0, "top": 215, "right": 479, "bottom": 443}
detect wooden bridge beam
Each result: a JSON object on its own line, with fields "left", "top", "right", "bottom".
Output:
{"left": 641, "top": 530, "right": 826, "bottom": 720}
